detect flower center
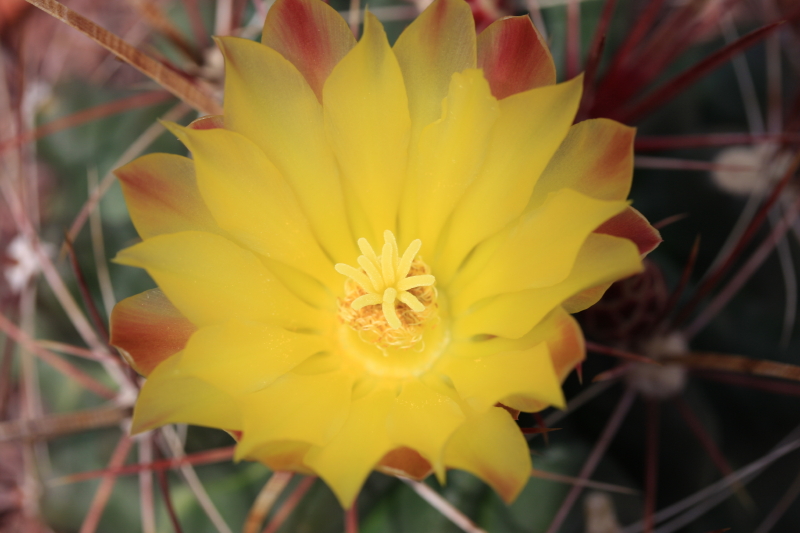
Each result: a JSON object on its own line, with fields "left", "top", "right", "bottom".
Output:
{"left": 335, "top": 231, "right": 437, "bottom": 350}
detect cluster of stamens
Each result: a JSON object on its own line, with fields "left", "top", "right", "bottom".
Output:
{"left": 335, "top": 231, "right": 437, "bottom": 349}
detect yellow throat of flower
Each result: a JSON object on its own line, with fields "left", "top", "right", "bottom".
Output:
{"left": 335, "top": 231, "right": 437, "bottom": 350}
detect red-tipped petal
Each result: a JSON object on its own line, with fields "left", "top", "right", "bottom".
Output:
{"left": 393, "top": 0, "right": 477, "bottom": 137}
{"left": 110, "top": 289, "right": 197, "bottom": 376}
{"left": 502, "top": 309, "right": 586, "bottom": 413}
{"left": 561, "top": 283, "right": 613, "bottom": 314}
{"left": 477, "top": 15, "right": 555, "bottom": 99}
{"left": 547, "top": 308, "right": 586, "bottom": 382}
{"left": 261, "top": 0, "right": 356, "bottom": 100}
{"left": 376, "top": 447, "right": 433, "bottom": 481}
{"left": 444, "top": 407, "right": 531, "bottom": 503}
{"left": 188, "top": 114, "right": 225, "bottom": 130}
{"left": 563, "top": 209, "right": 658, "bottom": 311}
{"left": 596, "top": 206, "right": 662, "bottom": 256}
{"left": 114, "top": 153, "right": 221, "bottom": 240}
{"left": 531, "top": 118, "right": 635, "bottom": 207}
{"left": 131, "top": 352, "right": 241, "bottom": 433}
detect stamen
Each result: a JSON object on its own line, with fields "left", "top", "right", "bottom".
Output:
{"left": 334, "top": 231, "right": 438, "bottom": 345}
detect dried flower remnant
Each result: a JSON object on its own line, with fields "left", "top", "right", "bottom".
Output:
{"left": 712, "top": 143, "right": 793, "bottom": 196}
{"left": 3, "top": 235, "right": 53, "bottom": 295}
{"left": 580, "top": 260, "right": 688, "bottom": 399}
{"left": 583, "top": 492, "right": 623, "bottom": 533}
{"left": 109, "top": 0, "right": 659, "bottom": 507}
{"left": 626, "top": 332, "right": 688, "bottom": 400}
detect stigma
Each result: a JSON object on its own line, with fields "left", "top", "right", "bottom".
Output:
{"left": 335, "top": 231, "right": 437, "bottom": 347}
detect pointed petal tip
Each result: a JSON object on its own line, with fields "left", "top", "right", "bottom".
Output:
{"left": 478, "top": 14, "right": 556, "bottom": 99}
{"left": 444, "top": 408, "right": 532, "bottom": 504}
{"left": 187, "top": 114, "right": 225, "bottom": 131}
{"left": 393, "top": 0, "right": 476, "bottom": 135}
{"left": 596, "top": 207, "right": 662, "bottom": 256}
{"left": 130, "top": 406, "right": 160, "bottom": 435}
{"left": 160, "top": 119, "right": 187, "bottom": 142}
{"left": 110, "top": 288, "right": 196, "bottom": 376}
{"left": 376, "top": 447, "right": 434, "bottom": 481}
{"left": 262, "top": 0, "right": 356, "bottom": 99}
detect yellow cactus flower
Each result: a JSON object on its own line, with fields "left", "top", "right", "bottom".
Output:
{"left": 109, "top": 0, "right": 660, "bottom": 507}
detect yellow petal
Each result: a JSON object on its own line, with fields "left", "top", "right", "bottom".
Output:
{"left": 499, "top": 309, "right": 586, "bottom": 413}
{"left": 131, "top": 352, "right": 241, "bottom": 433}
{"left": 114, "top": 231, "right": 328, "bottom": 331}
{"left": 115, "top": 153, "right": 220, "bottom": 239}
{"left": 245, "top": 441, "right": 314, "bottom": 475}
{"left": 263, "top": 257, "right": 337, "bottom": 311}
{"left": 444, "top": 407, "right": 531, "bottom": 503}
{"left": 561, "top": 283, "right": 612, "bottom": 314}
{"left": 236, "top": 371, "right": 354, "bottom": 458}
{"left": 393, "top": 0, "right": 476, "bottom": 141}
{"left": 165, "top": 123, "right": 339, "bottom": 290}
{"left": 456, "top": 305, "right": 586, "bottom": 384}
{"left": 217, "top": 37, "right": 357, "bottom": 263}
{"left": 450, "top": 306, "right": 571, "bottom": 358}
{"left": 290, "top": 351, "right": 342, "bottom": 376}
{"left": 261, "top": 0, "right": 356, "bottom": 100}
{"left": 393, "top": 0, "right": 476, "bottom": 243}
{"left": 447, "top": 311, "right": 576, "bottom": 413}
{"left": 412, "top": 69, "right": 498, "bottom": 255}
{"left": 529, "top": 118, "right": 635, "bottom": 208}
{"left": 323, "top": 13, "right": 410, "bottom": 243}
{"left": 451, "top": 190, "right": 628, "bottom": 313}
{"left": 304, "top": 387, "right": 396, "bottom": 507}
{"left": 446, "top": 306, "right": 585, "bottom": 412}
{"left": 438, "top": 342, "right": 564, "bottom": 411}
{"left": 179, "top": 320, "right": 330, "bottom": 396}
{"left": 453, "top": 234, "right": 642, "bottom": 339}
{"left": 434, "top": 76, "right": 584, "bottom": 281}
{"left": 387, "top": 380, "right": 465, "bottom": 480}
